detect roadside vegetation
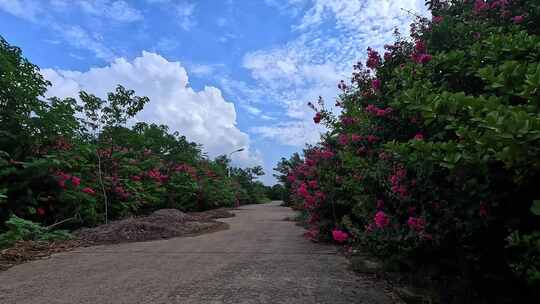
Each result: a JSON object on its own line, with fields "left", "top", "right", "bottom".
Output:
{"left": 275, "top": 0, "right": 540, "bottom": 302}
{"left": 0, "top": 36, "right": 270, "bottom": 248}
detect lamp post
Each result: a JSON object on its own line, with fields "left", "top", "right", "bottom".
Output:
{"left": 227, "top": 147, "right": 244, "bottom": 177}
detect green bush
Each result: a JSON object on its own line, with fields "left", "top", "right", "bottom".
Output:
{"left": 278, "top": 0, "right": 540, "bottom": 301}
{"left": 0, "top": 215, "right": 72, "bottom": 248}
{"left": 0, "top": 36, "right": 269, "bottom": 234}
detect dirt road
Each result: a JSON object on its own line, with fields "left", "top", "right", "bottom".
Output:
{"left": 0, "top": 202, "right": 392, "bottom": 304}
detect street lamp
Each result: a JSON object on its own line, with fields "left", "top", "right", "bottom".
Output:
{"left": 227, "top": 147, "right": 244, "bottom": 177}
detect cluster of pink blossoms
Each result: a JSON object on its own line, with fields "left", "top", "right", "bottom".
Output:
{"left": 414, "top": 133, "right": 424, "bottom": 140}
{"left": 371, "top": 79, "right": 381, "bottom": 91}
{"left": 82, "top": 187, "right": 96, "bottom": 195}
{"left": 407, "top": 217, "right": 426, "bottom": 232}
{"left": 340, "top": 116, "right": 357, "bottom": 126}
{"left": 147, "top": 168, "right": 168, "bottom": 183}
{"left": 374, "top": 211, "right": 390, "bottom": 229}
{"left": 304, "top": 227, "right": 319, "bottom": 241}
{"left": 332, "top": 229, "right": 349, "bottom": 243}
{"left": 174, "top": 163, "right": 198, "bottom": 179}
{"left": 365, "top": 104, "right": 393, "bottom": 117}
{"left": 473, "top": 0, "right": 525, "bottom": 23}
{"left": 390, "top": 166, "right": 409, "bottom": 198}
{"left": 366, "top": 47, "right": 382, "bottom": 69}
{"left": 338, "top": 134, "right": 364, "bottom": 146}
{"left": 55, "top": 171, "right": 80, "bottom": 188}
{"left": 313, "top": 149, "right": 334, "bottom": 160}
{"left": 411, "top": 40, "right": 432, "bottom": 64}
{"left": 432, "top": 15, "right": 444, "bottom": 24}
{"left": 114, "top": 186, "right": 130, "bottom": 200}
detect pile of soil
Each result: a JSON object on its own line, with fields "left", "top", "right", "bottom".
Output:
{"left": 76, "top": 208, "right": 232, "bottom": 245}
{"left": 0, "top": 208, "right": 235, "bottom": 271}
{"left": 189, "top": 208, "right": 236, "bottom": 221}
{"left": 0, "top": 240, "right": 82, "bottom": 271}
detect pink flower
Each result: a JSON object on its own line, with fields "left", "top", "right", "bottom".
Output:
{"left": 366, "top": 135, "right": 379, "bottom": 143}
{"left": 304, "top": 228, "right": 319, "bottom": 241}
{"left": 297, "top": 183, "right": 309, "bottom": 198}
{"left": 320, "top": 149, "right": 334, "bottom": 159}
{"left": 55, "top": 171, "right": 71, "bottom": 188}
{"left": 421, "top": 54, "right": 432, "bottom": 64}
{"left": 82, "top": 187, "right": 96, "bottom": 195}
{"left": 287, "top": 174, "right": 296, "bottom": 183}
{"left": 304, "top": 195, "right": 316, "bottom": 208}
{"left": 351, "top": 134, "right": 363, "bottom": 143}
{"left": 407, "top": 217, "right": 425, "bottom": 232}
{"left": 414, "top": 133, "right": 424, "bottom": 140}
{"left": 474, "top": 0, "right": 489, "bottom": 14}
{"left": 71, "top": 176, "right": 81, "bottom": 187}
{"left": 374, "top": 211, "right": 390, "bottom": 229}
{"left": 432, "top": 15, "right": 444, "bottom": 23}
{"left": 371, "top": 79, "right": 381, "bottom": 91}
{"left": 511, "top": 15, "right": 525, "bottom": 24}
{"left": 308, "top": 180, "right": 318, "bottom": 189}
{"left": 37, "top": 207, "right": 46, "bottom": 217}
{"left": 341, "top": 116, "right": 357, "bottom": 126}
{"left": 313, "top": 112, "right": 322, "bottom": 124}
{"left": 376, "top": 200, "right": 384, "bottom": 209}
{"left": 131, "top": 175, "right": 141, "bottom": 181}
{"left": 338, "top": 134, "right": 349, "bottom": 146}
{"left": 415, "top": 40, "right": 427, "bottom": 54}
{"left": 366, "top": 47, "right": 381, "bottom": 69}
{"left": 332, "top": 229, "right": 349, "bottom": 243}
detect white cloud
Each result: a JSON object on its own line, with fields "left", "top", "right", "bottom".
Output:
{"left": 244, "top": 105, "right": 262, "bottom": 116}
{"left": 241, "top": 0, "right": 428, "bottom": 146}
{"left": 155, "top": 37, "right": 179, "bottom": 53}
{"left": 77, "top": 0, "right": 143, "bottom": 22}
{"left": 0, "top": 0, "right": 143, "bottom": 23}
{"left": 0, "top": 0, "right": 145, "bottom": 61}
{"left": 176, "top": 2, "right": 196, "bottom": 31}
{"left": 52, "top": 24, "right": 115, "bottom": 61}
{"left": 41, "top": 51, "right": 261, "bottom": 167}
{"left": 0, "top": 0, "right": 44, "bottom": 22}
{"left": 251, "top": 121, "right": 324, "bottom": 147}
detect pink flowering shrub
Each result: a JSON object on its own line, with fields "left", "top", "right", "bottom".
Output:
{"left": 277, "top": 0, "right": 540, "bottom": 300}
{"left": 0, "top": 38, "right": 269, "bottom": 233}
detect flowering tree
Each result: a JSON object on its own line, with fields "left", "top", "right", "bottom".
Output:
{"left": 278, "top": 0, "right": 540, "bottom": 300}
{"left": 0, "top": 36, "right": 270, "bottom": 236}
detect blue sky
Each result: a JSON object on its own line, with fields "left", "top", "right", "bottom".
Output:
{"left": 0, "top": 0, "right": 428, "bottom": 185}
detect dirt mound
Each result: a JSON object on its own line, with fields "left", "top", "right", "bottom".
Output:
{"left": 146, "top": 208, "right": 194, "bottom": 223}
{"left": 189, "top": 208, "right": 235, "bottom": 221}
{"left": 76, "top": 208, "right": 232, "bottom": 245}
{"left": 1, "top": 208, "right": 235, "bottom": 272}
{"left": 0, "top": 240, "right": 81, "bottom": 271}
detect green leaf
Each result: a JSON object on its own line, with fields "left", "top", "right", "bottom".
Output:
{"left": 531, "top": 200, "right": 540, "bottom": 216}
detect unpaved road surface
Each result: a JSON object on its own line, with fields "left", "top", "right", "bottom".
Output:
{"left": 0, "top": 202, "right": 392, "bottom": 304}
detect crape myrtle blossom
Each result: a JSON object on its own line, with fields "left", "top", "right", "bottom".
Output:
{"left": 375, "top": 211, "right": 390, "bottom": 229}
{"left": 332, "top": 229, "right": 349, "bottom": 243}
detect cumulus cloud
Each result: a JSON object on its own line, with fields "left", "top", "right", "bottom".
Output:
{"left": 41, "top": 52, "right": 261, "bottom": 167}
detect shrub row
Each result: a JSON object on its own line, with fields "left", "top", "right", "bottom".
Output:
{"left": 0, "top": 36, "right": 269, "bottom": 234}
{"left": 276, "top": 1, "right": 540, "bottom": 301}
